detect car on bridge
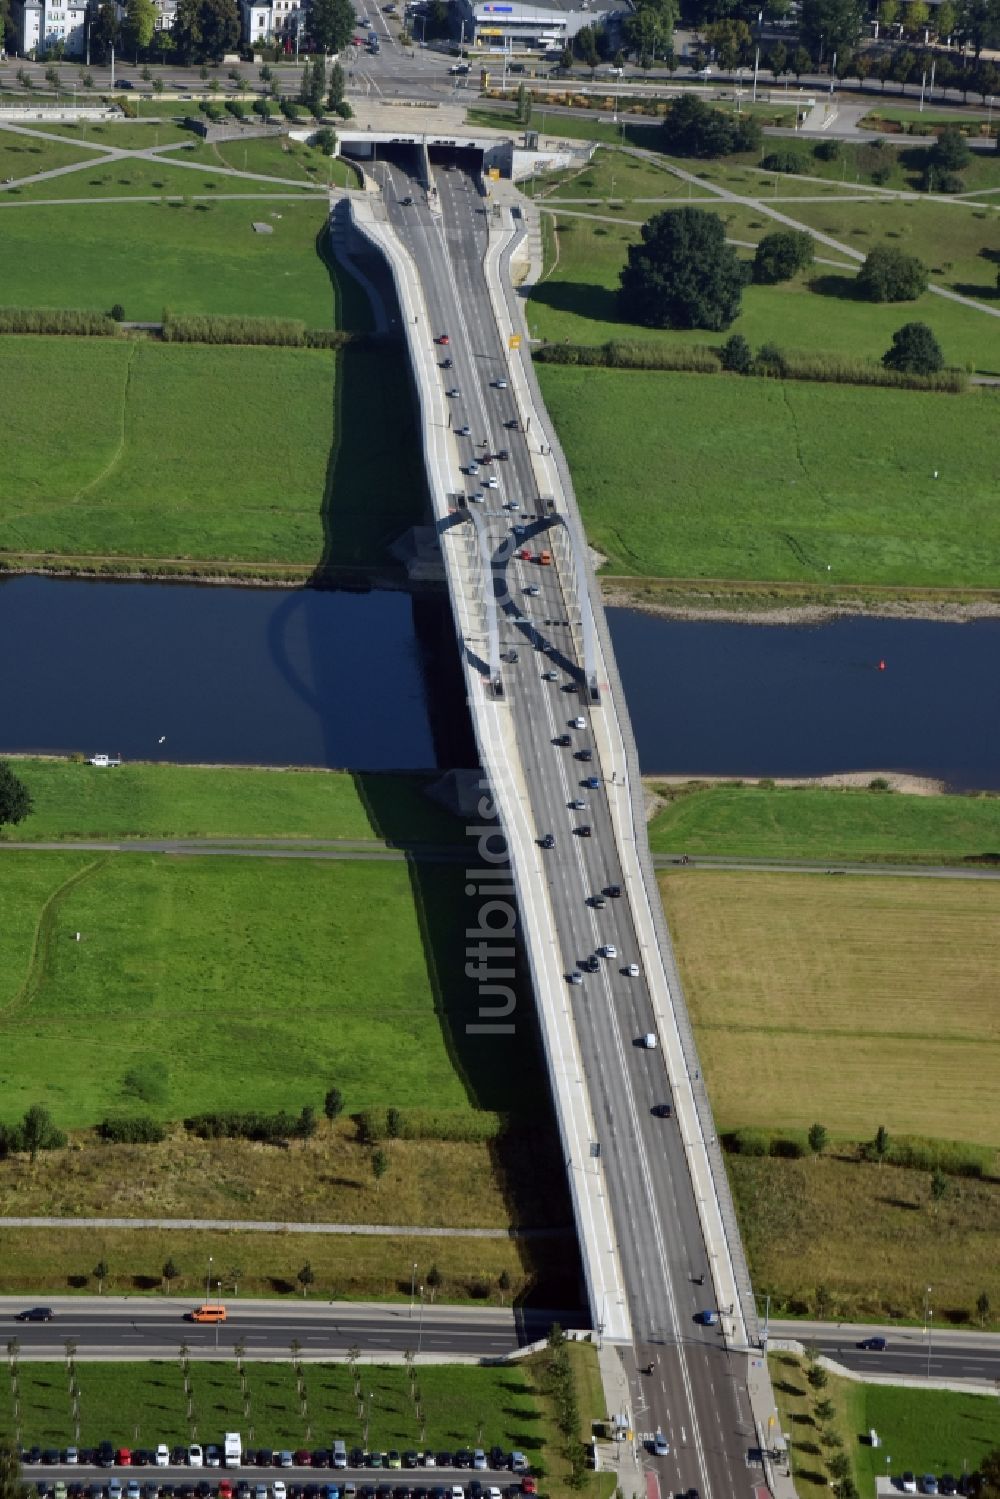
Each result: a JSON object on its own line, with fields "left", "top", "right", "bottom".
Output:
{"left": 626, "top": 963, "right": 640, "bottom": 977}
{"left": 539, "top": 833, "right": 555, "bottom": 849}
{"left": 570, "top": 716, "right": 585, "bottom": 729}
{"left": 435, "top": 334, "right": 449, "bottom": 344}
{"left": 582, "top": 776, "right": 601, "bottom": 790}
{"left": 446, "top": 388, "right": 460, "bottom": 398}
{"left": 695, "top": 1309, "right": 718, "bottom": 1325}
{"left": 652, "top": 1103, "right": 672, "bottom": 1118}
{"left": 16, "top": 1306, "right": 54, "bottom": 1321}
{"left": 575, "top": 749, "right": 593, "bottom": 761}
{"left": 567, "top": 972, "right": 582, "bottom": 985}
{"left": 568, "top": 798, "right": 586, "bottom": 810}
{"left": 575, "top": 825, "right": 592, "bottom": 838}
{"left": 541, "top": 668, "right": 557, "bottom": 679}
{"left": 492, "top": 378, "right": 508, "bottom": 389}
{"left": 456, "top": 425, "right": 470, "bottom": 436}
{"left": 599, "top": 943, "right": 616, "bottom": 957}
{"left": 553, "top": 734, "right": 571, "bottom": 747}
{"left": 857, "top": 1336, "right": 887, "bottom": 1351}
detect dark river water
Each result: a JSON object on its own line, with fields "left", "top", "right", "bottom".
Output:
{"left": 2, "top": 576, "right": 998, "bottom": 789}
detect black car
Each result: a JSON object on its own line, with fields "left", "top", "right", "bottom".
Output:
{"left": 311, "top": 1453, "right": 331, "bottom": 1470}
{"left": 99, "top": 1445, "right": 116, "bottom": 1469}
{"left": 575, "top": 749, "right": 593, "bottom": 762}
{"left": 403, "top": 1457, "right": 419, "bottom": 1472}
{"left": 606, "top": 884, "right": 622, "bottom": 898}
{"left": 170, "top": 1449, "right": 188, "bottom": 1468}
{"left": 393, "top": 1487, "right": 412, "bottom": 1499}
{"left": 857, "top": 1336, "right": 887, "bottom": 1351}
{"left": 350, "top": 1454, "right": 365, "bottom": 1472}
{"left": 17, "top": 1306, "right": 54, "bottom": 1322}
{"left": 236, "top": 1485, "right": 251, "bottom": 1499}
{"left": 440, "top": 358, "right": 452, "bottom": 369}
{"left": 24, "top": 1448, "right": 42, "bottom": 1465}
{"left": 504, "top": 418, "right": 519, "bottom": 431}
{"left": 78, "top": 1452, "right": 95, "bottom": 1468}
{"left": 539, "top": 833, "right": 555, "bottom": 849}
{"left": 553, "top": 734, "right": 571, "bottom": 747}
{"left": 589, "top": 895, "right": 606, "bottom": 908}
{"left": 161, "top": 1487, "right": 176, "bottom": 1499}
{"left": 496, "top": 449, "right": 509, "bottom": 461}
{"left": 196, "top": 1482, "right": 212, "bottom": 1498}
{"left": 455, "top": 1454, "right": 474, "bottom": 1471}
{"left": 940, "top": 1480, "right": 958, "bottom": 1497}
{"left": 303, "top": 1484, "right": 321, "bottom": 1499}
{"left": 257, "top": 1453, "right": 276, "bottom": 1468}
{"left": 401, "top": 195, "right": 414, "bottom": 206}
{"left": 489, "top": 1452, "right": 506, "bottom": 1473}
{"left": 652, "top": 1103, "right": 672, "bottom": 1118}
{"left": 585, "top": 956, "right": 600, "bottom": 972}
{"left": 576, "top": 824, "right": 592, "bottom": 838}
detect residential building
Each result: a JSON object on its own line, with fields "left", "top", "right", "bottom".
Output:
{"left": 12, "top": 0, "right": 87, "bottom": 56}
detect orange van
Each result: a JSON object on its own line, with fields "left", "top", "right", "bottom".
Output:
{"left": 188, "top": 1303, "right": 227, "bottom": 1323}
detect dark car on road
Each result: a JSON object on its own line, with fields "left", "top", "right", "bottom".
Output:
{"left": 857, "top": 1336, "right": 887, "bottom": 1351}
{"left": 17, "top": 1307, "right": 54, "bottom": 1322}
{"left": 652, "top": 1103, "right": 672, "bottom": 1118}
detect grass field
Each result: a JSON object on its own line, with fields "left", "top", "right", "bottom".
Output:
{"left": 0, "top": 1358, "right": 546, "bottom": 1452}
{"left": 0, "top": 198, "right": 335, "bottom": 323}
{"left": 0, "top": 852, "right": 543, "bottom": 1127}
{"left": 0, "top": 1115, "right": 569, "bottom": 1232}
{"left": 0, "top": 1224, "right": 563, "bottom": 1306}
{"left": 182, "top": 134, "right": 354, "bottom": 185}
{"left": 5, "top": 157, "right": 319, "bottom": 201}
{"left": 770, "top": 1354, "right": 998, "bottom": 1498}
{"left": 731, "top": 1152, "right": 1000, "bottom": 1323}
{"left": 530, "top": 204, "right": 1000, "bottom": 370}
{"left": 659, "top": 869, "right": 1000, "bottom": 1146}
{"left": 24, "top": 119, "right": 209, "bottom": 148}
{"left": 0, "top": 131, "right": 101, "bottom": 180}
{"left": 647, "top": 782, "right": 1000, "bottom": 864}
{"left": 0, "top": 337, "right": 421, "bottom": 568}
{"left": 3, "top": 762, "right": 462, "bottom": 844}
{"left": 537, "top": 368, "right": 1000, "bottom": 586}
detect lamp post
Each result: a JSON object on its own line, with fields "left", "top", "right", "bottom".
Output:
{"left": 417, "top": 1286, "right": 426, "bottom": 1355}
{"left": 410, "top": 1263, "right": 418, "bottom": 1317}
{"left": 215, "top": 1283, "right": 222, "bottom": 1349}
{"left": 206, "top": 1257, "right": 213, "bottom": 1301}
{"left": 927, "top": 1309, "right": 934, "bottom": 1378}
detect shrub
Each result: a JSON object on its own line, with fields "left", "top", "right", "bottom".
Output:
{"left": 97, "top": 1116, "right": 167, "bottom": 1144}
{"left": 0, "top": 307, "right": 120, "bottom": 336}
{"left": 925, "top": 166, "right": 965, "bottom": 193}
{"left": 754, "top": 341, "right": 788, "bottom": 376}
{"left": 813, "top": 139, "right": 841, "bottom": 161}
{"left": 110, "top": 303, "right": 125, "bottom": 322}
{"left": 932, "top": 125, "right": 971, "bottom": 172}
{"left": 882, "top": 321, "right": 944, "bottom": 374}
{"left": 770, "top": 1136, "right": 806, "bottom": 1158}
{"left": 720, "top": 333, "right": 753, "bottom": 373}
{"left": 312, "top": 126, "right": 337, "bottom": 153}
{"left": 728, "top": 1127, "right": 770, "bottom": 1156}
{"left": 334, "top": 101, "right": 353, "bottom": 119}
{"left": 183, "top": 1110, "right": 301, "bottom": 1143}
{"left": 356, "top": 1108, "right": 385, "bottom": 1145}
{"left": 752, "top": 229, "right": 815, "bottom": 285}
{"left": 857, "top": 245, "right": 929, "bottom": 302}
{"left": 162, "top": 313, "right": 307, "bottom": 346}
{"left": 761, "top": 149, "right": 804, "bottom": 174}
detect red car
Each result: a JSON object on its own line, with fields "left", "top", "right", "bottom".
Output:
{"left": 522, "top": 1481, "right": 536, "bottom": 1496}
{"left": 218, "top": 1483, "right": 233, "bottom": 1498}
{"left": 435, "top": 334, "right": 450, "bottom": 345}
{"left": 517, "top": 548, "right": 531, "bottom": 560}
{"left": 294, "top": 1453, "right": 313, "bottom": 1467}
{"left": 117, "top": 1451, "right": 133, "bottom": 1467}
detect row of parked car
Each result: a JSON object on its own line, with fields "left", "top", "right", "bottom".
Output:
{"left": 32, "top": 1482, "right": 534, "bottom": 1499}
{"left": 898, "top": 1475, "right": 983, "bottom": 1496}
{"left": 23, "top": 1451, "right": 524, "bottom": 1475}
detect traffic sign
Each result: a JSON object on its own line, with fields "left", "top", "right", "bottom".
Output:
{"left": 508, "top": 333, "right": 521, "bottom": 349}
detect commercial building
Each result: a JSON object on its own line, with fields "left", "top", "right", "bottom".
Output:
{"left": 458, "top": 0, "right": 617, "bottom": 54}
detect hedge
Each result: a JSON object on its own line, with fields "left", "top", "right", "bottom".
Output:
{"left": 0, "top": 307, "right": 121, "bottom": 336}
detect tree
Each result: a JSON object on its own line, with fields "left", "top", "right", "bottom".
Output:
{"left": 705, "top": 17, "right": 751, "bottom": 66}
{"left": 800, "top": 0, "right": 864, "bottom": 54}
{"left": 574, "top": 24, "right": 599, "bottom": 66}
{"left": 0, "top": 762, "right": 32, "bottom": 831}
{"left": 171, "top": 0, "right": 204, "bottom": 61}
{"left": 371, "top": 1148, "right": 389, "bottom": 1188}
{"left": 297, "top": 1262, "right": 315, "bottom": 1296}
{"left": 790, "top": 45, "right": 813, "bottom": 78}
{"left": 516, "top": 81, "right": 530, "bottom": 124}
{"left": 123, "top": 0, "right": 155, "bottom": 56}
{"left": 930, "top": 1168, "right": 948, "bottom": 1207}
{"left": 323, "top": 1086, "right": 343, "bottom": 1123}
{"left": 1, "top": 1438, "right": 24, "bottom": 1499}
{"left": 873, "top": 1124, "right": 890, "bottom": 1165}
{"left": 327, "top": 60, "right": 345, "bottom": 108}
{"left": 933, "top": 124, "right": 971, "bottom": 171}
{"left": 957, "top": 0, "right": 1000, "bottom": 56}
{"left": 621, "top": 208, "right": 745, "bottom": 332}
{"left": 20, "top": 1104, "right": 65, "bottom": 1162}
{"left": 425, "top": 1263, "right": 442, "bottom": 1302}
{"left": 857, "top": 245, "right": 928, "bottom": 301}
{"left": 93, "top": 1259, "right": 109, "bottom": 1294}
{"left": 828, "top": 1452, "right": 851, "bottom": 1481}
{"left": 904, "top": 0, "right": 929, "bottom": 29}
{"left": 882, "top": 321, "right": 944, "bottom": 373}
{"left": 936, "top": 0, "right": 957, "bottom": 31}
{"left": 498, "top": 1269, "right": 512, "bottom": 1305}
{"left": 661, "top": 93, "right": 759, "bottom": 156}
{"left": 806, "top": 1362, "right": 828, "bottom": 1390}
{"left": 879, "top": 0, "right": 900, "bottom": 24}
{"left": 767, "top": 40, "right": 787, "bottom": 73}
{"left": 88, "top": 0, "right": 121, "bottom": 60}
{"left": 752, "top": 229, "right": 814, "bottom": 283}
{"left": 386, "top": 1108, "right": 402, "bottom": 1139}
{"left": 720, "top": 333, "right": 752, "bottom": 372}
{"left": 162, "top": 1258, "right": 180, "bottom": 1293}
{"left": 297, "top": 1104, "right": 317, "bottom": 1139}
{"left": 815, "top": 1397, "right": 835, "bottom": 1423}
{"left": 892, "top": 46, "right": 917, "bottom": 83}
{"left": 980, "top": 1448, "right": 1000, "bottom": 1499}
{"left": 807, "top": 1122, "right": 828, "bottom": 1155}
{"left": 976, "top": 1290, "right": 991, "bottom": 1326}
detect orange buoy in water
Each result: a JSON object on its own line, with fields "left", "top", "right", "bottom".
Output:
{"left": 878, "top": 659, "right": 886, "bottom": 671}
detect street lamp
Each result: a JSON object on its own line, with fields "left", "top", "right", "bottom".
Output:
{"left": 215, "top": 1283, "right": 222, "bottom": 1349}
{"left": 410, "top": 1263, "right": 418, "bottom": 1317}
{"left": 206, "top": 1256, "right": 213, "bottom": 1301}
{"left": 417, "top": 1286, "right": 426, "bottom": 1355}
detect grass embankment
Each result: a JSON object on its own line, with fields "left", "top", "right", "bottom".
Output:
{"left": 647, "top": 782, "right": 1000, "bottom": 864}
{"left": 0, "top": 132, "right": 103, "bottom": 179}
{"left": 3, "top": 761, "right": 462, "bottom": 845}
{"left": 660, "top": 868, "right": 1000, "bottom": 1147}
{"left": 538, "top": 368, "right": 1000, "bottom": 588}
{"left": 0, "top": 198, "right": 336, "bottom": 323}
{"left": 0, "top": 336, "right": 422, "bottom": 570}
{"left": 5, "top": 158, "right": 317, "bottom": 201}
{"left": 0, "top": 853, "right": 543, "bottom": 1128}
{"left": 770, "top": 1353, "right": 998, "bottom": 1499}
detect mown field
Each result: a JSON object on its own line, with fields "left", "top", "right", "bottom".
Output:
{"left": 0, "top": 197, "right": 335, "bottom": 324}
{"left": 660, "top": 869, "right": 1000, "bottom": 1146}
{"left": 0, "top": 337, "right": 421, "bottom": 568}
{"left": 647, "top": 782, "right": 1000, "bottom": 864}
{"left": 0, "top": 131, "right": 101, "bottom": 179}
{"left": 538, "top": 367, "right": 1000, "bottom": 586}
{"left": 0, "top": 1358, "right": 545, "bottom": 1453}
{"left": 2, "top": 761, "right": 462, "bottom": 845}
{"left": 0, "top": 852, "right": 540, "bottom": 1127}
{"left": 529, "top": 196, "right": 999, "bottom": 370}
{"left": 771, "top": 1354, "right": 999, "bottom": 1499}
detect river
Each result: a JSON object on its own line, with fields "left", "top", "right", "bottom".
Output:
{"left": 2, "top": 577, "right": 997, "bottom": 789}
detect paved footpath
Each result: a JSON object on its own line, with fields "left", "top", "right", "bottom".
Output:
{"left": 0, "top": 1214, "right": 564, "bottom": 1238}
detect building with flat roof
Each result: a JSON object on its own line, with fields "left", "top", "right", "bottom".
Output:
{"left": 460, "top": 0, "right": 617, "bottom": 53}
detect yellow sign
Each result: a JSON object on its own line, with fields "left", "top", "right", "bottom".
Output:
{"left": 508, "top": 333, "right": 521, "bottom": 348}
{"left": 489, "top": 167, "right": 500, "bottom": 180}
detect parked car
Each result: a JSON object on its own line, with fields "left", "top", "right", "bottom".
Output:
{"left": 155, "top": 1451, "right": 169, "bottom": 1470}
{"left": 902, "top": 1477, "right": 918, "bottom": 1496}
{"left": 205, "top": 1449, "right": 222, "bottom": 1470}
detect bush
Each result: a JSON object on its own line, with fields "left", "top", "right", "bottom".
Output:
{"left": 883, "top": 321, "right": 944, "bottom": 374}
{"left": 925, "top": 166, "right": 965, "bottom": 193}
{"left": 857, "top": 245, "right": 929, "bottom": 302}
{"left": 334, "top": 100, "right": 353, "bottom": 119}
{"left": 110, "top": 303, "right": 125, "bottom": 322}
{"left": 0, "top": 306, "right": 120, "bottom": 336}
{"left": 760, "top": 149, "right": 805, "bottom": 174}
{"left": 162, "top": 313, "right": 307, "bottom": 346}
{"left": 813, "top": 139, "right": 841, "bottom": 161}
{"left": 535, "top": 340, "right": 720, "bottom": 372}
{"left": 312, "top": 126, "right": 336, "bottom": 153}
{"left": 770, "top": 1136, "right": 806, "bottom": 1158}
{"left": 752, "top": 229, "right": 815, "bottom": 285}
{"left": 932, "top": 125, "right": 971, "bottom": 172}
{"left": 97, "top": 1116, "right": 167, "bottom": 1144}
{"left": 720, "top": 333, "right": 753, "bottom": 373}
{"left": 727, "top": 1127, "right": 770, "bottom": 1156}
{"left": 660, "top": 94, "right": 761, "bottom": 158}
{"left": 183, "top": 1110, "right": 302, "bottom": 1143}
{"left": 754, "top": 341, "right": 788, "bottom": 376}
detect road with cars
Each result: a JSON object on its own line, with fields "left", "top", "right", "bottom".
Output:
{"left": 770, "top": 1319, "right": 1000, "bottom": 1384}
{"left": 363, "top": 148, "right": 761, "bottom": 1499}
{"left": 0, "top": 1298, "right": 533, "bottom": 1360}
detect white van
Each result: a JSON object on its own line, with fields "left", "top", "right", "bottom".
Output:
{"left": 333, "top": 1443, "right": 347, "bottom": 1470}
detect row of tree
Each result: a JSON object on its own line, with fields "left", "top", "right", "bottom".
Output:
{"left": 79, "top": 0, "right": 356, "bottom": 66}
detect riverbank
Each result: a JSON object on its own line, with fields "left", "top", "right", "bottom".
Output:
{"left": 600, "top": 576, "right": 1000, "bottom": 626}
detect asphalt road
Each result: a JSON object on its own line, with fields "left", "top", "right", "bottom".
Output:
{"left": 770, "top": 1319, "right": 1000, "bottom": 1383}
{"left": 365, "top": 149, "right": 758, "bottom": 1499}
{"left": 0, "top": 1298, "right": 533, "bottom": 1360}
